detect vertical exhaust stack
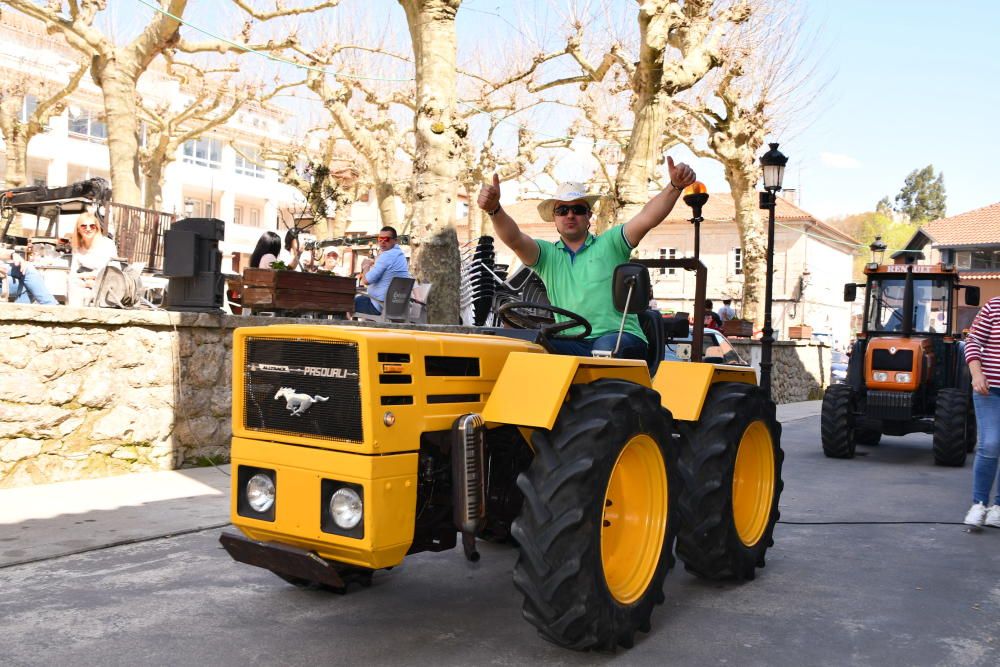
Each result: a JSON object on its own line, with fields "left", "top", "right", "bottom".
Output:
{"left": 452, "top": 413, "right": 485, "bottom": 562}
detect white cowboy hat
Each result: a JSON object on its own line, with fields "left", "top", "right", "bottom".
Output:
{"left": 536, "top": 182, "right": 602, "bottom": 222}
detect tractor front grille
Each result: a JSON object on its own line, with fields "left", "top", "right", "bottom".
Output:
{"left": 243, "top": 337, "right": 363, "bottom": 443}
{"left": 872, "top": 348, "right": 914, "bottom": 371}
{"left": 865, "top": 390, "right": 914, "bottom": 421}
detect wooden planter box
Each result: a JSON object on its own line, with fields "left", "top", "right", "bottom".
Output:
{"left": 242, "top": 269, "right": 356, "bottom": 315}
{"left": 722, "top": 319, "right": 754, "bottom": 338}
{"left": 788, "top": 324, "right": 813, "bottom": 340}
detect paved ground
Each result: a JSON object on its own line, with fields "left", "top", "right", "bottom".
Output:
{"left": 1, "top": 401, "right": 998, "bottom": 666}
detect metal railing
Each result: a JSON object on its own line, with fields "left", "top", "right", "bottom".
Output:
{"left": 109, "top": 203, "right": 176, "bottom": 273}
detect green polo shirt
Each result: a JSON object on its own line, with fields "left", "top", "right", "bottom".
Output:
{"left": 530, "top": 226, "right": 646, "bottom": 342}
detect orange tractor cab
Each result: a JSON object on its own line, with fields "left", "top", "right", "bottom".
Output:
{"left": 821, "top": 261, "right": 980, "bottom": 465}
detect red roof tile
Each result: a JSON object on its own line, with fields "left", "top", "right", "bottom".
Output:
{"left": 923, "top": 202, "right": 1000, "bottom": 247}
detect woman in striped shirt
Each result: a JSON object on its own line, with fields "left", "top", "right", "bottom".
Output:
{"left": 964, "top": 296, "right": 1000, "bottom": 528}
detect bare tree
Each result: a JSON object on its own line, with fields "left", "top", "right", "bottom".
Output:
{"left": 665, "top": 2, "right": 815, "bottom": 328}
{"left": 263, "top": 132, "right": 363, "bottom": 240}
{"left": 0, "top": 60, "right": 88, "bottom": 188}
{"left": 3, "top": 0, "right": 339, "bottom": 205}
{"left": 532, "top": 1, "right": 751, "bottom": 231}
{"left": 138, "top": 55, "right": 300, "bottom": 210}
{"left": 303, "top": 67, "right": 411, "bottom": 231}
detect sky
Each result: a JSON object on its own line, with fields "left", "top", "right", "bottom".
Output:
{"left": 100, "top": 0, "right": 1000, "bottom": 222}
{"left": 760, "top": 0, "right": 1000, "bottom": 221}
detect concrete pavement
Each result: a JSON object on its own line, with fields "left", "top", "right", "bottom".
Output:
{"left": 0, "top": 400, "right": 822, "bottom": 568}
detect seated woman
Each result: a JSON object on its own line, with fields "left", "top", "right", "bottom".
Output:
{"left": 250, "top": 231, "right": 281, "bottom": 269}
{"left": 67, "top": 211, "right": 119, "bottom": 307}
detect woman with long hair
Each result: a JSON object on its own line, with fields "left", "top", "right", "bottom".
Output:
{"left": 67, "top": 211, "right": 119, "bottom": 306}
{"left": 277, "top": 228, "right": 302, "bottom": 271}
{"left": 249, "top": 231, "right": 281, "bottom": 269}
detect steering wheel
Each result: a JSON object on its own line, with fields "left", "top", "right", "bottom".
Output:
{"left": 497, "top": 301, "right": 592, "bottom": 340}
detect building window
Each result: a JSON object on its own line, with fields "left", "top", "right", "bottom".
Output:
{"left": 970, "top": 249, "right": 1000, "bottom": 270}
{"left": 732, "top": 247, "right": 743, "bottom": 275}
{"left": 67, "top": 107, "right": 108, "bottom": 142}
{"left": 234, "top": 144, "right": 266, "bottom": 178}
{"left": 234, "top": 206, "right": 243, "bottom": 225}
{"left": 182, "top": 137, "right": 223, "bottom": 169}
{"left": 20, "top": 95, "right": 38, "bottom": 123}
{"left": 658, "top": 248, "right": 677, "bottom": 275}
{"left": 250, "top": 209, "right": 260, "bottom": 227}
{"left": 204, "top": 201, "right": 214, "bottom": 219}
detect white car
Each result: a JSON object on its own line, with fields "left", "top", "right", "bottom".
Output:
{"left": 664, "top": 329, "right": 748, "bottom": 366}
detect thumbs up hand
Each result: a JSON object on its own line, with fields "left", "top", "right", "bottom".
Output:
{"left": 667, "top": 156, "right": 696, "bottom": 190}
{"left": 478, "top": 173, "right": 501, "bottom": 213}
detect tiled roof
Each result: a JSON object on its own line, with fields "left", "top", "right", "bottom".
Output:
{"left": 922, "top": 202, "right": 1000, "bottom": 247}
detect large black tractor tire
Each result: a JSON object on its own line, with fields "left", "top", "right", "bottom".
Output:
{"left": 676, "top": 383, "right": 783, "bottom": 581}
{"left": 933, "top": 388, "right": 973, "bottom": 467}
{"left": 512, "top": 380, "right": 677, "bottom": 651}
{"left": 821, "top": 384, "right": 857, "bottom": 458}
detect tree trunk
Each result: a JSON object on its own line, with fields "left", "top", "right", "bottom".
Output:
{"left": 727, "top": 166, "right": 767, "bottom": 330}
{"left": 1, "top": 122, "right": 28, "bottom": 188}
{"left": 143, "top": 158, "right": 166, "bottom": 210}
{"left": 400, "top": 0, "right": 462, "bottom": 324}
{"left": 374, "top": 182, "right": 401, "bottom": 229}
{"left": 608, "top": 97, "right": 667, "bottom": 231}
{"left": 94, "top": 61, "right": 143, "bottom": 206}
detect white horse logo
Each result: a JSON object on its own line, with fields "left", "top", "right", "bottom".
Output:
{"left": 274, "top": 387, "right": 329, "bottom": 416}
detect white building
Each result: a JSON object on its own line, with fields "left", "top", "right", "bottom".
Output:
{"left": 0, "top": 12, "right": 390, "bottom": 271}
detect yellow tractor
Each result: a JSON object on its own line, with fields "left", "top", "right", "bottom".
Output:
{"left": 220, "top": 259, "right": 783, "bottom": 651}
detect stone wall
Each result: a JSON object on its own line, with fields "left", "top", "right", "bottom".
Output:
{"left": 1, "top": 304, "right": 247, "bottom": 488}
{"left": 730, "top": 339, "right": 832, "bottom": 404}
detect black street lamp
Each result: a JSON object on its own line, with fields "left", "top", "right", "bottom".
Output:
{"left": 683, "top": 181, "right": 709, "bottom": 261}
{"left": 758, "top": 142, "right": 788, "bottom": 400}
{"left": 868, "top": 236, "right": 887, "bottom": 268}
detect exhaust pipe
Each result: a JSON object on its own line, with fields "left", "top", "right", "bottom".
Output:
{"left": 451, "top": 413, "right": 485, "bottom": 562}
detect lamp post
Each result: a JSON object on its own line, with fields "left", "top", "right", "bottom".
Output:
{"left": 869, "top": 236, "right": 887, "bottom": 268}
{"left": 683, "top": 181, "right": 709, "bottom": 261}
{"left": 758, "top": 142, "right": 788, "bottom": 400}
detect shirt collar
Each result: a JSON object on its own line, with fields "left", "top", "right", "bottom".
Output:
{"left": 554, "top": 233, "right": 596, "bottom": 253}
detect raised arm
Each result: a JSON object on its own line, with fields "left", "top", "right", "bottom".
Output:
{"left": 623, "top": 156, "right": 696, "bottom": 247}
{"left": 477, "top": 173, "right": 540, "bottom": 266}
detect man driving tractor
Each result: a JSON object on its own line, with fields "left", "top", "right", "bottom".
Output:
{"left": 477, "top": 156, "right": 696, "bottom": 358}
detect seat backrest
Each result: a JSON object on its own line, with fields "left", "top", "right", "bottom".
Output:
{"left": 382, "top": 277, "right": 416, "bottom": 322}
{"left": 409, "top": 281, "right": 432, "bottom": 324}
{"left": 638, "top": 309, "right": 665, "bottom": 375}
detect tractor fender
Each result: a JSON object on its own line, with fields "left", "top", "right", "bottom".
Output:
{"left": 481, "top": 352, "right": 650, "bottom": 429}
{"left": 651, "top": 360, "right": 758, "bottom": 422}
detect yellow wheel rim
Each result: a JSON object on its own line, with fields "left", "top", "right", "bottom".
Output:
{"left": 732, "top": 421, "right": 776, "bottom": 547}
{"left": 601, "top": 434, "right": 668, "bottom": 605}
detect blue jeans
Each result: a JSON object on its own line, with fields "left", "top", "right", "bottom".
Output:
{"left": 972, "top": 388, "right": 1000, "bottom": 505}
{"left": 6, "top": 265, "right": 57, "bottom": 305}
{"left": 547, "top": 331, "right": 647, "bottom": 360}
{"left": 354, "top": 294, "right": 381, "bottom": 315}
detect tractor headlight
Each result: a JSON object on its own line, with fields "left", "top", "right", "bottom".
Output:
{"left": 329, "top": 487, "right": 363, "bottom": 529}
{"left": 895, "top": 372, "right": 912, "bottom": 383}
{"left": 246, "top": 473, "right": 276, "bottom": 513}
{"left": 873, "top": 371, "right": 889, "bottom": 382}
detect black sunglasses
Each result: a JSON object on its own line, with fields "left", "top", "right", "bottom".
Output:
{"left": 553, "top": 204, "right": 590, "bottom": 216}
